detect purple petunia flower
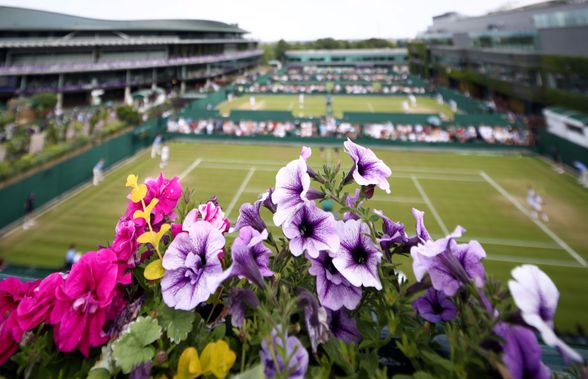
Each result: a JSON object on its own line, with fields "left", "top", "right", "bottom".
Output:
{"left": 509, "top": 265, "right": 583, "bottom": 363}
{"left": 234, "top": 200, "right": 266, "bottom": 233}
{"left": 272, "top": 158, "right": 311, "bottom": 226}
{"left": 332, "top": 219, "right": 383, "bottom": 290}
{"left": 494, "top": 323, "right": 550, "bottom": 379}
{"left": 283, "top": 202, "right": 339, "bottom": 258}
{"left": 343, "top": 189, "right": 362, "bottom": 221}
{"left": 308, "top": 251, "right": 362, "bottom": 311}
{"left": 260, "top": 188, "right": 277, "bottom": 214}
{"left": 260, "top": 326, "right": 309, "bottom": 379}
{"left": 228, "top": 288, "right": 259, "bottom": 328}
{"left": 374, "top": 209, "right": 408, "bottom": 252}
{"left": 343, "top": 138, "right": 392, "bottom": 194}
{"left": 410, "top": 238, "right": 486, "bottom": 296}
{"left": 229, "top": 226, "right": 274, "bottom": 288}
{"left": 161, "top": 221, "right": 228, "bottom": 311}
{"left": 297, "top": 288, "right": 330, "bottom": 353}
{"left": 410, "top": 228, "right": 483, "bottom": 297}
{"left": 326, "top": 308, "right": 361, "bottom": 344}
{"left": 413, "top": 288, "right": 457, "bottom": 323}
{"left": 406, "top": 208, "right": 432, "bottom": 246}
{"left": 300, "top": 146, "right": 312, "bottom": 161}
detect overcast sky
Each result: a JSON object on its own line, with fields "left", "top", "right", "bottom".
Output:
{"left": 0, "top": 0, "right": 543, "bottom": 41}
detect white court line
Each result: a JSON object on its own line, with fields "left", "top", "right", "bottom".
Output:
{"left": 225, "top": 167, "right": 256, "bottom": 217}
{"left": 179, "top": 158, "right": 203, "bottom": 180}
{"left": 411, "top": 175, "right": 449, "bottom": 235}
{"left": 480, "top": 170, "right": 587, "bottom": 268}
{"left": 199, "top": 163, "right": 483, "bottom": 182}
{"left": 467, "top": 237, "right": 559, "bottom": 250}
{"left": 371, "top": 195, "right": 426, "bottom": 204}
{"left": 485, "top": 255, "right": 585, "bottom": 269}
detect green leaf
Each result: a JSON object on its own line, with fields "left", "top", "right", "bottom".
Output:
{"left": 157, "top": 303, "right": 196, "bottom": 343}
{"left": 421, "top": 351, "right": 453, "bottom": 373}
{"left": 229, "top": 364, "right": 264, "bottom": 379}
{"left": 112, "top": 316, "right": 162, "bottom": 374}
{"left": 87, "top": 368, "right": 111, "bottom": 379}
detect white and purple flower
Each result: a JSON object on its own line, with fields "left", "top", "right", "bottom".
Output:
{"left": 161, "top": 221, "right": 228, "bottom": 311}
{"left": 508, "top": 265, "right": 583, "bottom": 363}
{"left": 228, "top": 288, "right": 259, "bottom": 328}
{"left": 308, "top": 251, "right": 362, "bottom": 311}
{"left": 272, "top": 158, "right": 311, "bottom": 226}
{"left": 326, "top": 308, "right": 361, "bottom": 344}
{"left": 229, "top": 226, "right": 274, "bottom": 288}
{"left": 374, "top": 209, "right": 408, "bottom": 252}
{"left": 332, "top": 219, "right": 383, "bottom": 290}
{"left": 494, "top": 322, "right": 551, "bottom": 379}
{"left": 343, "top": 138, "right": 392, "bottom": 194}
{"left": 260, "top": 326, "right": 309, "bottom": 379}
{"left": 413, "top": 288, "right": 457, "bottom": 323}
{"left": 283, "top": 202, "right": 339, "bottom": 258}
{"left": 234, "top": 201, "right": 266, "bottom": 233}
{"left": 297, "top": 289, "right": 330, "bottom": 353}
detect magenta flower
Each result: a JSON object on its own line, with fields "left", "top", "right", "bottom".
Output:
{"left": 126, "top": 173, "right": 182, "bottom": 226}
{"left": 508, "top": 265, "right": 583, "bottom": 363}
{"left": 229, "top": 227, "right": 274, "bottom": 288}
{"left": 326, "top": 308, "right": 361, "bottom": 343}
{"left": 161, "top": 221, "right": 228, "bottom": 311}
{"left": 343, "top": 138, "right": 392, "bottom": 194}
{"left": 494, "top": 323, "right": 550, "bottom": 379}
{"left": 112, "top": 217, "right": 139, "bottom": 267}
{"left": 50, "top": 249, "right": 120, "bottom": 356}
{"left": 260, "top": 326, "right": 309, "bottom": 379}
{"left": 332, "top": 219, "right": 383, "bottom": 290}
{"left": 234, "top": 200, "right": 266, "bottom": 233}
{"left": 283, "top": 202, "right": 339, "bottom": 258}
{"left": 272, "top": 158, "right": 311, "bottom": 226}
{"left": 0, "top": 277, "right": 37, "bottom": 365}
{"left": 17, "top": 273, "right": 64, "bottom": 332}
{"left": 308, "top": 250, "right": 362, "bottom": 311}
{"left": 374, "top": 209, "right": 408, "bottom": 252}
{"left": 413, "top": 288, "right": 457, "bottom": 323}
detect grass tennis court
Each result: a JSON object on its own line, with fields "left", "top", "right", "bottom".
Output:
{"left": 216, "top": 95, "right": 455, "bottom": 119}
{"left": 1, "top": 142, "right": 587, "bottom": 329}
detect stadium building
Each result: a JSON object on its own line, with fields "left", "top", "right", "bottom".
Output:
{"left": 0, "top": 6, "right": 262, "bottom": 107}
{"left": 284, "top": 49, "right": 408, "bottom": 70}
{"left": 408, "top": 0, "right": 588, "bottom": 114}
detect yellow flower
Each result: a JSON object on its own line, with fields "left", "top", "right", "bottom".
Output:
{"left": 137, "top": 224, "right": 171, "bottom": 247}
{"left": 133, "top": 198, "right": 159, "bottom": 222}
{"left": 200, "top": 340, "right": 236, "bottom": 379}
{"left": 174, "top": 347, "right": 202, "bottom": 379}
{"left": 174, "top": 341, "right": 236, "bottom": 379}
{"left": 126, "top": 174, "right": 139, "bottom": 189}
{"left": 131, "top": 183, "right": 148, "bottom": 203}
{"left": 144, "top": 258, "right": 165, "bottom": 281}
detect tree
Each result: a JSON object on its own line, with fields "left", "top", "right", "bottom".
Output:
{"left": 116, "top": 105, "right": 141, "bottom": 126}
{"left": 274, "top": 39, "right": 291, "bottom": 61}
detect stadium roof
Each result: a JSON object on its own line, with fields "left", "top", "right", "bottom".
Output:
{"left": 0, "top": 6, "right": 247, "bottom": 34}
{"left": 284, "top": 48, "right": 407, "bottom": 57}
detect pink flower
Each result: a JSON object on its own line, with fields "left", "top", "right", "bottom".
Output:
{"left": 182, "top": 200, "right": 230, "bottom": 234}
{"left": 17, "top": 273, "right": 64, "bottom": 332}
{"left": 0, "top": 314, "right": 19, "bottom": 365}
{"left": 0, "top": 277, "right": 38, "bottom": 365}
{"left": 50, "top": 249, "right": 120, "bottom": 356}
{"left": 112, "top": 217, "right": 139, "bottom": 266}
{"left": 125, "top": 173, "right": 182, "bottom": 226}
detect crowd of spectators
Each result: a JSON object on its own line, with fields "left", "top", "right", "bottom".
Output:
{"left": 167, "top": 117, "right": 530, "bottom": 145}
{"left": 235, "top": 83, "right": 426, "bottom": 95}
